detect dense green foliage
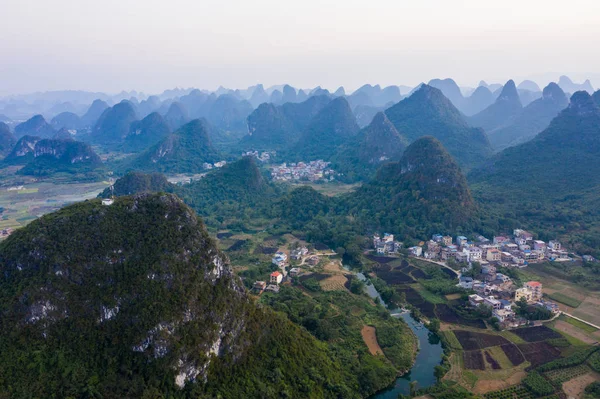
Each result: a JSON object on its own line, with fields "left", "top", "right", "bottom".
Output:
{"left": 522, "top": 371, "right": 554, "bottom": 396}
{"left": 537, "top": 346, "right": 599, "bottom": 372}
{"left": 584, "top": 381, "right": 600, "bottom": 398}
{"left": 384, "top": 84, "right": 492, "bottom": 169}
{"left": 260, "top": 286, "right": 416, "bottom": 395}
{"left": 175, "top": 156, "right": 277, "bottom": 227}
{"left": 338, "top": 136, "right": 478, "bottom": 240}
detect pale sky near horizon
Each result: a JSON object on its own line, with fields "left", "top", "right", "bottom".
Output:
{"left": 1, "top": 0, "right": 599, "bottom": 95}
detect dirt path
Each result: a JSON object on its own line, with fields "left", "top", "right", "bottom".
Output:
{"left": 554, "top": 320, "right": 597, "bottom": 344}
{"left": 361, "top": 325, "right": 384, "bottom": 356}
{"left": 562, "top": 371, "right": 600, "bottom": 399}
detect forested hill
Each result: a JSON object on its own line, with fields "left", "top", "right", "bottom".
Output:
{"left": 339, "top": 136, "right": 478, "bottom": 239}
{"left": 0, "top": 193, "right": 369, "bottom": 398}
{"left": 384, "top": 84, "right": 492, "bottom": 169}
{"left": 293, "top": 97, "right": 360, "bottom": 160}
{"left": 128, "top": 118, "right": 220, "bottom": 173}
{"left": 470, "top": 91, "right": 600, "bottom": 195}
{"left": 175, "top": 156, "right": 276, "bottom": 226}
{"left": 98, "top": 171, "right": 173, "bottom": 198}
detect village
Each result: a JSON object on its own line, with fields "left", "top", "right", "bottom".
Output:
{"left": 270, "top": 160, "right": 336, "bottom": 182}
{"left": 251, "top": 245, "right": 320, "bottom": 294}
{"left": 373, "top": 230, "right": 599, "bottom": 330}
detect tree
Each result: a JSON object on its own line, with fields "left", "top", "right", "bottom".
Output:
{"left": 409, "top": 380, "right": 418, "bottom": 397}
{"left": 428, "top": 318, "right": 440, "bottom": 333}
{"left": 434, "top": 365, "right": 445, "bottom": 382}
{"left": 515, "top": 297, "right": 529, "bottom": 316}
{"left": 350, "top": 278, "right": 365, "bottom": 294}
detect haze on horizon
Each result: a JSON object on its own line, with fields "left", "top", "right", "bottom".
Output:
{"left": 1, "top": 0, "right": 599, "bottom": 96}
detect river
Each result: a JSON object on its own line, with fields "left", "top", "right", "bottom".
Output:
{"left": 353, "top": 271, "right": 444, "bottom": 397}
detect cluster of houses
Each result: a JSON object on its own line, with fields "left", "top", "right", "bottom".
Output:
{"left": 252, "top": 246, "right": 316, "bottom": 295}
{"left": 373, "top": 234, "right": 402, "bottom": 255}
{"left": 242, "top": 150, "right": 275, "bottom": 162}
{"left": 270, "top": 160, "right": 335, "bottom": 182}
{"left": 202, "top": 161, "right": 227, "bottom": 170}
{"left": 409, "top": 229, "right": 571, "bottom": 268}
{"left": 466, "top": 279, "right": 559, "bottom": 328}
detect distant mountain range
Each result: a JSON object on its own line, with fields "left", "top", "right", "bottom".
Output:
{"left": 487, "top": 83, "right": 568, "bottom": 150}
{"left": 244, "top": 95, "right": 331, "bottom": 149}
{"left": 558, "top": 75, "right": 595, "bottom": 94}
{"left": 384, "top": 84, "right": 492, "bottom": 169}
{"left": 332, "top": 112, "right": 408, "bottom": 181}
{"left": 469, "top": 80, "right": 523, "bottom": 132}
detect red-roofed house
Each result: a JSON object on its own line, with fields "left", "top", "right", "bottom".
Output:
{"left": 524, "top": 281, "right": 542, "bottom": 300}
{"left": 270, "top": 271, "right": 283, "bottom": 285}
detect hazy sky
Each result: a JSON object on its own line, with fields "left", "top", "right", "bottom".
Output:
{"left": 1, "top": 0, "right": 599, "bottom": 95}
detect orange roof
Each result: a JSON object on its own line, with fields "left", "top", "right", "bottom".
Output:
{"left": 526, "top": 281, "right": 542, "bottom": 287}
{"left": 271, "top": 271, "right": 282, "bottom": 277}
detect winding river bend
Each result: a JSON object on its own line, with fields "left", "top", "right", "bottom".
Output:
{"left": 354, "top": 271, "right": 444, "bottom": 397}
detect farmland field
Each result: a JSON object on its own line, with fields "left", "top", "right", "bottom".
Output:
{"left": 546, "top": 292, "right": 582, "bottom": 308}
{"left": 500, "top": 343, "right": 525, "bottom": 366}
{"left": 0, "top": 180, "right": 110, "bottom": 233}
{"left": 484, "top": 351, "right": 501, "bottom": 370}
{"left": 454, "top": 330, "right": 510, "bottom": 350}
{"left": 512, "top": 326, "right": 562, "bottom": 342}
{"left": 518, "top": 342, "right": 561, "bottom": 369}
{"left": 376, "top": 270, "right": 415, "bottom": 284}
{"left": 435, "top": 304, "right": 487, "bottom": 329}
{"left": 560, "top": 314, "right": 598, "bottom": 333}
{"left": 463, "top": 350, "right": 485, "bottom": 370}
